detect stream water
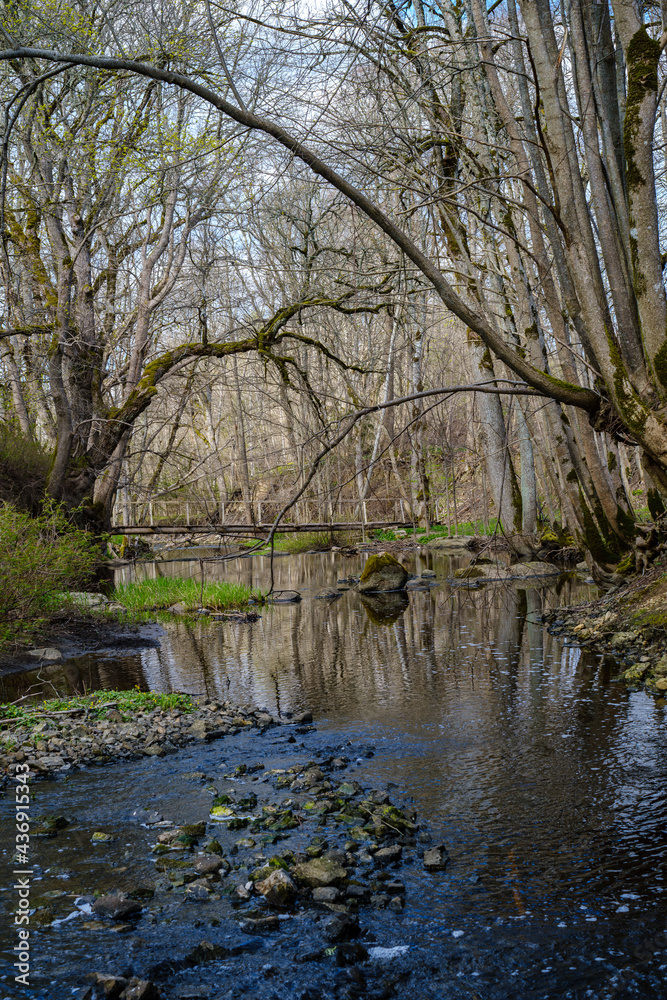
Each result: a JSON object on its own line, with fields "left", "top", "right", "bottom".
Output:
{"left": 2, "top": 549, "right": 667, "bottom": 999}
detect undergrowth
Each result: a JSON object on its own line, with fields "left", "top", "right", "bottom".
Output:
{"left": 0, "top": 501, "right": 98, "bottom": 648}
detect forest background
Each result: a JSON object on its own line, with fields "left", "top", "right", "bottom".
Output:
{"left": 2, "top": 0, "right": 667, "bottom": 577}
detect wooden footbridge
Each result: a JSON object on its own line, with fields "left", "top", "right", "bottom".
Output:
{"left": 110, "top": 496, "right": 440, "bottom": 536}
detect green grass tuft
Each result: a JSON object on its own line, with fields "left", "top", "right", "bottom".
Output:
{"left": 112, "top": 576, "right": 258, "bottom": 611}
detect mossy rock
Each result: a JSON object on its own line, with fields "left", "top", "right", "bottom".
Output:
{"left": 293, "top": 857, "right": 348, "bottom": 887}
{"left": 358, "top": 552, "right": 408, "bottom": 593}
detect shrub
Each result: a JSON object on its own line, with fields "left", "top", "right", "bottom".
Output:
{"left": 0, "top": 422, "right": 51, "bottom": 513}
{"left": 0, "top": 501, "right": 98, "bottom": 644}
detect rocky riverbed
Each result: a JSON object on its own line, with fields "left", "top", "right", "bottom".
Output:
{"left": 2, "top": 702, "right": 453, "bottom": 1000}
{"left": 0, "top": 697, "right": 314, "bottom": 786}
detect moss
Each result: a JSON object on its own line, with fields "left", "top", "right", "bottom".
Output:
{"left": 616, "top": 503, "right": 636, "bottom": 539}
{"left": 647, "top": 488, "right": 666, "bottom": 521}
{"left": 653, "top": 337, "right": 667, "bottom": 390}
{"left": 607, "top": 451, "right": 617, "bottom": 472}
{"left": 616, "top": 551, "right": 635, "bottom": 576}
{"left": 624, "top": 28, "right": 660, "bottom": 192}
{"left": 566, "top": 468, "right": 578, "bottom": 483}
{"left": 606, "top": 328, "right": 649, "bottom": 435}
{"left": 579, "top": 489, "right": 618, "bottom": 566}
{"left": 359, "top": 551, "right": 406, "bottom": 582}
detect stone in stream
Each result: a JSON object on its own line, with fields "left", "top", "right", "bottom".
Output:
{"left": 254, "top": 869, "right": 297, "bottom": 906}
{"left": 92, "top": 894, "right": 142, "bottom": 921}
{"left": 322, "top": 912, "right": 360, "bottom": 941}
{"left": 91, "top": 831, "right": 117, "bottom": 843}
{"left": 27, "top": 647, "right": 62, "bottom": 662}
{"left": 293, "top": 857, "right": 348, "bottom": 887}
{"left": 421, "top": 569, "right": 437, "bottom": 578}
{"left": 313, "top": 886, "right": 341, "bottom": 902}
{"left": 315, "top": 588, "right": 341, "bottom": 599}
{"left": 373, "top": 845, "right": 403, "bottom": 863}
{"left": 193, "top": 856, "right": 229, "bottom": 877}
{"left": 423, "top": 845, "right": 449, "bottom": 871}
{"left": 119, "top": 981, "right": 160, "bottom": 1000}
{"left": 357, "top": 552, "right": 409, "bottom": 593}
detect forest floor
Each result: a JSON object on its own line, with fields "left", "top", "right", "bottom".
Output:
{"left": 545, "top": 555, "right": 667, "bottom": 697}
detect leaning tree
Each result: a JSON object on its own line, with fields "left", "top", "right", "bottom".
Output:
{"left": 2, "top": 0, "right": 667, "bottom": 564}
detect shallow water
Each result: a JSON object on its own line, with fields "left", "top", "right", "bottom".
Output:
{"left": 2, "top": 550, "right": 667, "bottom": 998}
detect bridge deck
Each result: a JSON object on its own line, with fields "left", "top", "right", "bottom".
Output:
{"left": 109, "top": 520, "right": 414, "bottom": 535}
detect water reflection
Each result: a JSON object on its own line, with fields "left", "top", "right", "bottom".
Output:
{"left": 2, "top": 551, "right": 667, "bottom": 929}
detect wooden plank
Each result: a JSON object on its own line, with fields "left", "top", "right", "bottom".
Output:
{"left": 108, "top": 521, "right": 413, "bottom": 536}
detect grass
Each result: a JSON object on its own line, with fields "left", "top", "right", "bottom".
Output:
{"left": 239, "top": 530, "right": 338, "bottom": 554}
{"left": 372, "top": 520, "right": 499, "bottom": 543}
{"left": 112, "top": 576, "right": 259, "bottom": 611}
{"left": 0, "top": 688, "right": 196, "bottom": 728}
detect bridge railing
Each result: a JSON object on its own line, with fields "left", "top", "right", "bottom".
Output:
{"left": 111, "top": 496, "right": 440, "bottom": 529}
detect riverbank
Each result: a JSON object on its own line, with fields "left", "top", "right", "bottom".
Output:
{"left": 545, "top": 556, "right": 667, "bottom": 697}
{"left": 0, "top": 691, "right": 307, "bottom": 786}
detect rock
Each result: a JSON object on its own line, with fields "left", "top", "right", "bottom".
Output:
{"left": 27, "top": 647, "right": 62, "bottom": 662}
{"left": 184, "top": 883, "right": 211, "bottom": 901}
{"left": 315, "top": 588, "right": 340, "bottom": 599}
{"left": 426, "top": 535, "right": 474, "bottom": 550}
{"left": 239, "top": 914, "right": 280, "bottom": 932}
{"left": 421, "top": 569, "right": 437, "bottom": 578}
{"left": 293, "top": 857, "right": 348, "bottom": 887}
{"left": 313, "top": 886, "right": 340, "bottom": 902}
{"left": 255, "top": 869, "right": 297, "bottom": 906}
{"left": 120, "top": 981, "right": 160, "bottom": 1000}
{"left": 387, "top": 896, "right": 404, "bottom": 912}
{"left": 28, "top": 755, "right": 65, "bottom": 771}
{"left": 91, "top": 894, "right": 142, "bottom": 921}
{"left": 143, "top": 746, "right": 165, "bottom": 757}
{"left": 180, "top": 822, "right": 207, "bottom": 838}
{"left": 611, "top": 631, "right": 639, "bottom": 646}
{"left": 294, "top": 711, "right": 313, "bottom": 724}
{"left": 373, "top": 845, "right": 402, "bottom": 863}
{"left": 168, "top": 602, "right": 188, "bottom": 614}
{"left": 358, "top": 552, "right": 409, "bottom": 593}
{"left": 63, "top": 591, "right": 108, "bottom": 608}
{"left": 508, "top": 561, "right": 561, "bottom": 578}
{"left": 423, "top": 845, "right": 449, "bottom": 871}
{"left": 370, "top": 893, "right": 390, "bottom": 908}
{"left": 345, "top": 885, "right": 369, "bottom": 901}
{"left": 91, "top": 831, "right": 116, "bottom": 843}
{"left": 656, "top": 679, "right": 667, "bottom": 691}
{"left": 334, "top": 942, "right": 369, "bottom": 965}
{"left": 234, "top": 883, "right": 252, "bottom": 901}
{"left": 91, "top": 974, "right": 127, "bottom": 998}
{"left": 405, "top": 578, "right": 436, "bottom": 590}
{"left": 107, "top": 709, "right": 123, "bottom": 722}
{"left": 322, "top": 912, "right": 360, "bottom": 941}
{"left": 188, "top": 720, "right": 208, "bottom": 740}
{"left": 193, "top": 856, "right": 227, "bottom": 877}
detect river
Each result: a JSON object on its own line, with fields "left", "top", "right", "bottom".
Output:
{"left": 1, "top": 548, "right": 666, "bottom": 999}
